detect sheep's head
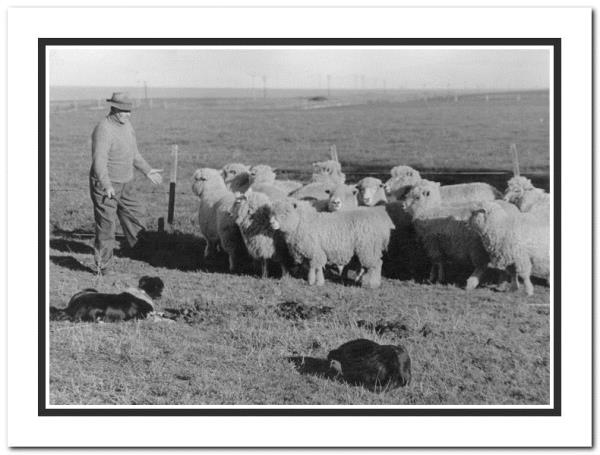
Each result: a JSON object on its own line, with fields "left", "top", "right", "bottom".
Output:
{"left": 269, "top": 199, "right": 303, "bottom": 232}
{"left": 249, "top": 164, "right": 276, "bottom": 185}
{"left": 384, "top": 166, "right": 422, "bottom": 200}
{"left": 401, "top": 180, "right": 441, "bottom": 216}
{"left": 191, "top": 168, "right": 224, "bottom": 198}
{"left": 311, "top": 160, "right": 346, "bottom": 184}
{"left": 356, "top": 177, "right": 387, "bottom": 206}
{"left": 221, "top": 163, "right": 250, "bottom": 191}
{"left": 503, "top": 176, "right": 535, "bottom": 205}
{"left": 325, "top": 184, "right": 359, "bottom": 212}
{"left": 469, "top": 201, "right": 506, "bottom": 232}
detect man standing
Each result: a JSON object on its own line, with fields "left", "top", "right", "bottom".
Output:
{"left": 90, "top": 92, "right": 163, "bottom": 274}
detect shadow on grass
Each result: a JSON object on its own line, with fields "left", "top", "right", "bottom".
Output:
{"left": 50, "top": 255, "right": 95, "bottom": 273}
{"left": 116, "top": 230, "right": 225, "bottom": 273}
{"left": 50, "top": 238, "right": 94, "bottom": 255}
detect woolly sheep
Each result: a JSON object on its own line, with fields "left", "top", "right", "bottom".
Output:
{"left": 249, "top": 164, "right": 303, "bottom": 195}
{"left": 384, "top": 165, "right": 501, "bottom": 204}
{"left": 269, "top": 200, "right": 394, "bottom": 288}
{"left": 221, "top": 162, "right": 251, "bottom": 193}
{"left": 356, "top": 177, "right": 387, "bottom": 207}
{"left": 191, "top": 168, "right": 247, "bottom": 271}
{"left": 402, "top": 180, "right": 490, "bottom": 290}
{"left": 470, "top": 200, "right": 550, "bottom": 296}
{"left": 504, "top": 176, "right": 550, "bottom": 216}
{"left": 230, "top": 189, "right": 291, "bottom": 278}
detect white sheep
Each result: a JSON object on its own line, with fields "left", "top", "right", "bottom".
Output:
{"left": 469, "top": 200, "right": 550, "bottom": 296}
{"left": 402, "top": 180, "right": 490, "bottom": 290}
{"left": 384, "top": 165, "right": 501, "bottom": 204}
{"left": 356, "top": 177, "right": 387, "bottom": 207}
{"left": 249, "top": 164, "right": 303, "bottom": 195}
{"left": 503, "top": 176, "right": 550, "bottom": 215}
{"left": 230, "top": 189, "right": 290, "bottom": 278}
{"left": 191, "top": 168, "right": 247, "bottom": 271}
{"left": 221, "top": 162, "right": 251, "bottom": 193}
{"left": 269, "top": 200, "right": 394, "bottom": 288}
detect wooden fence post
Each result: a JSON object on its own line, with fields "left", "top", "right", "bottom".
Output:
{"left": 510, "top": 143, "right": 520, "bottom": 177}
{"left": 167, "top": 144, "right": 178, "bottom": 226}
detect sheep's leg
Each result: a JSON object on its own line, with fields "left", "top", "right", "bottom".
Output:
{"left": 437, "top": 262, "right": 446, "bottom": 284}
{"left": 466, "top": 266, "right": 487, "bottom": 291}
{"left": 279, "top": 262, "right": 290, "bottom": 278}
{"left": 315, "top": 267, "right": 325, "bottom": 286}
{"left": 308, "top": 267, "right": 316, "bottom": 285}
{"left": 510, "top": 274, "right": 520, "bottom": 291}
{"left": 261, "top": 259, "right": 268, "bottom": 278}
{"left": 516, "top": 261, "right": 532, "bottom": 295}
{"left": 361, "top": 264, "right": 382, "bottom": 289}
{"left": 355, "top": 267, "right": 366, "bottom": 283}
{"left": 428, "top": 264, "right": 438, "bottom": 283}
{"left": 228, "top": 254, "right": 236, "bottom": 272}
{"left": 522, "top": 275, "right": 534, "bottom": 296}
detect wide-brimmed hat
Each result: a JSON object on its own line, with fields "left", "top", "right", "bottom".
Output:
{"left": 106, "top": 92, "right": 133, "bottom": 111}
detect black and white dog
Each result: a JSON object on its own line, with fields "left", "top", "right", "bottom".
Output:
{"left": 50, "top": 276, "right": 164, "bottom": 322}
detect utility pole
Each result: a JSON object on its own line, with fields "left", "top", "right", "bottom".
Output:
{"left": 262, "top": 75, "right": 267, "bottom": 99}
{"left": 327, "top": 74, "right": 331, "bottom": 97}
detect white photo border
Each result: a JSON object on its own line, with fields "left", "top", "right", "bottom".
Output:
{"left": 6, "top": 6, "right": 592, "bottom": 447}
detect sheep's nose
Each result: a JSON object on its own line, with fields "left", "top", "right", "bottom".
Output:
{"left": 363, "top": 196, "right": 372, "bottom": 205}
{"left": 269, "top": 217, "right": 280, "bottom": 230}
{"left": 329, "top": 198, "right": 342, "bottom": 211}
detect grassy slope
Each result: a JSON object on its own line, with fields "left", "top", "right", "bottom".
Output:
{"left": 49, "top": 93, "right": 551, "bottom": 405}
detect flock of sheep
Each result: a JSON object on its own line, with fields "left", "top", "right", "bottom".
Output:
{"left": 191, "top": 149, "right": 550, "bottom": 296}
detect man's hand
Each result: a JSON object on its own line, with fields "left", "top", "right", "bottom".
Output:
{"left": 105, "top": 187, "right": 116, "bottom": 199}
{"left": 146, "top": 169, "right": 163, "bottom": 185}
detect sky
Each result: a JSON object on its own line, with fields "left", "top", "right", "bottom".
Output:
{"left": 49, "top": 47, "right": 550, "bottom": 90}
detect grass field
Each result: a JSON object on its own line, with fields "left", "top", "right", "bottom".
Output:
{"left": 49, "top": 90, "right": 552, "bottom": 406}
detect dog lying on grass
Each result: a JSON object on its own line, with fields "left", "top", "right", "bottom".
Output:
{"left": 327, "top": 338, "right": 411, "bottom": 391}
{"left": 50, "top": 276, "right": 164, "bottom": 323}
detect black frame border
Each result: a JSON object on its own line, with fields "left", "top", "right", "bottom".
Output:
{"left": 39, "top": 37, "right": 561, "bottom": 417}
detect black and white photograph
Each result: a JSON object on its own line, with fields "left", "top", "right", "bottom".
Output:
{"left": 45, "top": 42, "right": 557, "bottom": 409}
{"left": 4, "top": 5, "right": 592, "bottom": 448}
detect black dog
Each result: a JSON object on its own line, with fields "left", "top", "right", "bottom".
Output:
{"left": 51, "top": 276, "right": 164, "bottom": 322}
{"left": 327, "top": 338, "right": 411, "bottom": 391}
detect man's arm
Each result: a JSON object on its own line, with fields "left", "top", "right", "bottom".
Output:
{"left": 91, "top": 123, "right": 113, "bottom": 191}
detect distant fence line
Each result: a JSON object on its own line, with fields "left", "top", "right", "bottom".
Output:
{"left": 49, "top": 170, "right": 550, "bottom": 195}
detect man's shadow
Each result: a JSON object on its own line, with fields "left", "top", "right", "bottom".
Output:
{"left": 50, "top": 255, "right": 95, "bottom": 273}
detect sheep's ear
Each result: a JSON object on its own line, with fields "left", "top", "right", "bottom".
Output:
{"left": 379, "top": 183, "right": 385, "bottom": 188}
{"left": 325, "top": 189, "right": 331, "bottom": 195}
{"left": 352, "top": 187, "right": 359, "bottom": 195}
{"left": 272, "top": 167, "right": 277, "bottom": 172}
{"left": 424, "top": 190, "right": 430, "bottom": 197}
